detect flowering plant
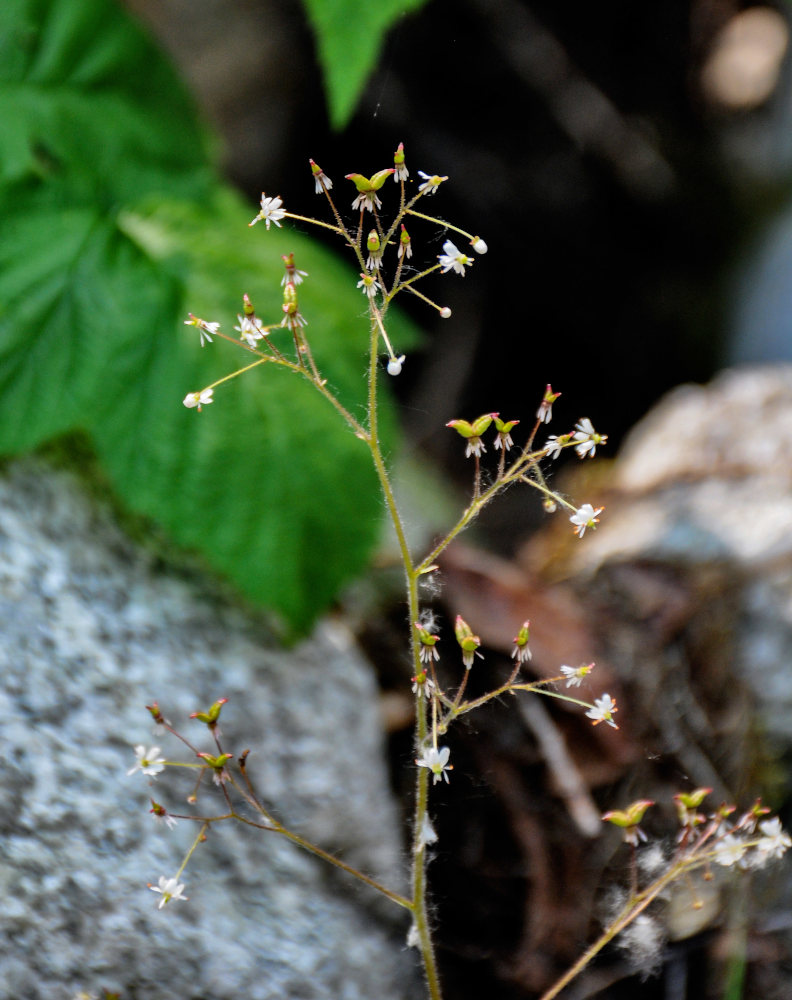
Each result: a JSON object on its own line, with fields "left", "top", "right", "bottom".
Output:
{"left": 128, "top": 146, "right": 790, "bottom": 1000}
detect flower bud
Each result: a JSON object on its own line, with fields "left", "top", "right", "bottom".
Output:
{"left": 470, "top": 236, "right": 488, "bottom": 254}
{"left": 387, "top": 355, "right": 405, "bottom": 376}
{"left": 454, "top": 614, "right": 482, "bottom": 669}
{"left": 146, "top": 702, "right": 163, "bottom": 722}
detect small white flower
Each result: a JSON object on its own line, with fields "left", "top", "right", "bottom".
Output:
{"left": 570, "top": 503, "right": 603, "bottom": 537}
{"left": 387, "top": 355, "right": 406, "bottom": 376}
{"left": 418, "top": 644, "right": 439, "bottom": 665}
{"left": 234, "top": 314, "right": 265, "bottom": 347}
{"left": 417, "top": 171, "right": 447, "bottom": 195}
{"left": 573, "top": 417, "right": 608, "bottom": 459}
{"left": 184, "top": 315, "right": 219, "bottom": 347}
{"left": 357, "top": 274, "right": 381, "bottom": 299}
{"left": 150, "top": 802, "right": 178, "bottom": 829}
{"left": 416, "top": 745, "right": 453, "bottom": 784}
{"left": 713, "top": 834, "right": 747, "bottom": 867}
{"left": 148, "top": 875, "right": 188, "bottom": 909}
{"left": 183, "top": 388, "right": 214, "bottom": 410}
{"left": 537, "top": 385, "right": 560, "bottom": 424}
{"left": 756, "top": 817, "right": 792, "bottom": 860}
{"left": 511, "top": 644, "right": 531, "bottom": 665}
{"left": 464, "top": 437, "right": 485, "bottom": 458}
{"left": 585, "top": 693, "right": 619, "bottom": 729}
{"left": 415, "top": 813, "right": 438, "bottom": 851}
{"left": 310, "top": 163, "right": 333, "bottom": 193}
{"left": 543, "top": 436, "right": 564, "bottom": 459}
{"left": 411, "top": 673, "right": 437, "bottom": 698}
{"left": 438, "top": 240, "right": 473, "bottom": 276}
{"left": 281, "top": 269, "right": 308, "bottom": 286}
{"left": 406, "top": 923, "right": 421, "bottom": 949}
{"left": 560, "top": 663, "right": 593, "bottom": 688}
{"left": 351, "top": 190, "right": 383, "bottom": 212}
{"left": 249, "top": 193, "right": 286, "bottom": 229}
{"left": 281, "top": 306, "right": 307, "bottom": 328}
{"left": 127, "top": 745, "right": 166, "bottom": 777}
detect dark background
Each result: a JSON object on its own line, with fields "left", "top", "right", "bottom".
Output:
{"left": 126, "top": 0, "right": 792, "bottom": 537}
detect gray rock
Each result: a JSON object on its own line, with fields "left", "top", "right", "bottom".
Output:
{"left": 0, "top": 458, "right": 416, "bottom": 1000}
{"left": 572, "top": 365, "right": 792, "bottom": 754}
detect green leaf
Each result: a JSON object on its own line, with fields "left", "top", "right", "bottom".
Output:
{"left": 104, "top": 190, "right": 419, "bottom": 632}
{"left": 0, "top": 0, "right": 421, "bottom": 634}
{"left": 0, "top": 0, "right": 212, "bottom": 201}
{"left": 301, "top": 0, "right": 430, "bottom": 129}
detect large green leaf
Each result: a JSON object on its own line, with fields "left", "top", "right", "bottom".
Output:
{"left": 302, "top": 0, "right": 430, "bottom": 129}
{"left": 0, "top": 0, "right": 419, "bottom": 634}
{"left": 0, "top": 0, "right": 213, "bottom": 201}
{"left": 106, "top": 190, "right": 416, "bottom": 631}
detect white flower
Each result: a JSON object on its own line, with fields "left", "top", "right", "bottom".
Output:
{"left": 281, "top": 305, "right": 307, "bottom": 328}
{"left": 148, "top": 875, "right": 188, "bottom": 909}
{"left": 418, "top": 644, "right": 439, "bottom": 665}
{"left": 544, "top": 435, "right": 564, "bottom": 459}
{"left": 249, "top": 193, "right": 286, "bottom": 229}
{"left": 416, "top": 745, "right": 452, "bottom": 784}
{"left": 387, "top": 355, "right": 405, "bottom": 376}
{"left": 511, "top": 643, "right": 531, "bottom": 665}
{"left": 585, "top": 693, "right": 619, "bottom": 729}
{"left": 713, "top": 834, "right": 747, "bottom": 867}
{"left": 234, "top": 314, "right": 265, "bottom": 347}
{"left": 150, "top": 801, "right": 178, "bottom": 829}
{"left": 756, "top": 817, "right": 792, "bottom": 860}
{"left": 310, "top": 161, "right": 333, "bottom": 193}
{"left": 357, "top": 274, "right": 381, "bottom": 299}
{"left": 183, "top": 388, "right": 214, "bottom": 410}
{"left": 406, "top": 923, "right": 421, "bottom": 949}
{"left": 281, "top": 269, "right": 308, "bottom": 286}
{"left": 570, "top": 503, "right": 603, "bottom": 537}
{"left": 438, "top": 240, "right": 473, "bottom": 276}
{"left": 411, "top": 673, "right": 437, "bottom": 699}
{"left": 351, "top": 190, "right": 383, "bottom": 212}
{"left": 560, "top": 663, "right": 593, "bottom": 688}
{"left": 127, "top": 745, "right": 166, "bottom": 777}
{"left": 417, "top": 171, "right": 447, "bottom": 195}
{"left": 184, "top": 315, "right": 219, "bottom": 347}
{"left": 415, "top": 813, "right": 438, "bottom": 851}
{"left": 471, "top": 237, "right": 488, "bottom": 254}
{"left": 573, "top": 417, "right": 608, "bottom": 459}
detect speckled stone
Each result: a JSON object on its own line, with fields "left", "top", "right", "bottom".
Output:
{"left": 0, "top": 458, "right": 415, "bottom": 1000}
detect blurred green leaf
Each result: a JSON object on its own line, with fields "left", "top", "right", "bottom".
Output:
{"left": 301, "top": 0, "right": 430, "bottom": 129}
{"left": 0, "top": 0, "right": 420, "bottom": 634}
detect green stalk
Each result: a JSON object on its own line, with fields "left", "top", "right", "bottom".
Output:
{"left": 365, "top": 302, "right": 442, "bottom": 1000}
